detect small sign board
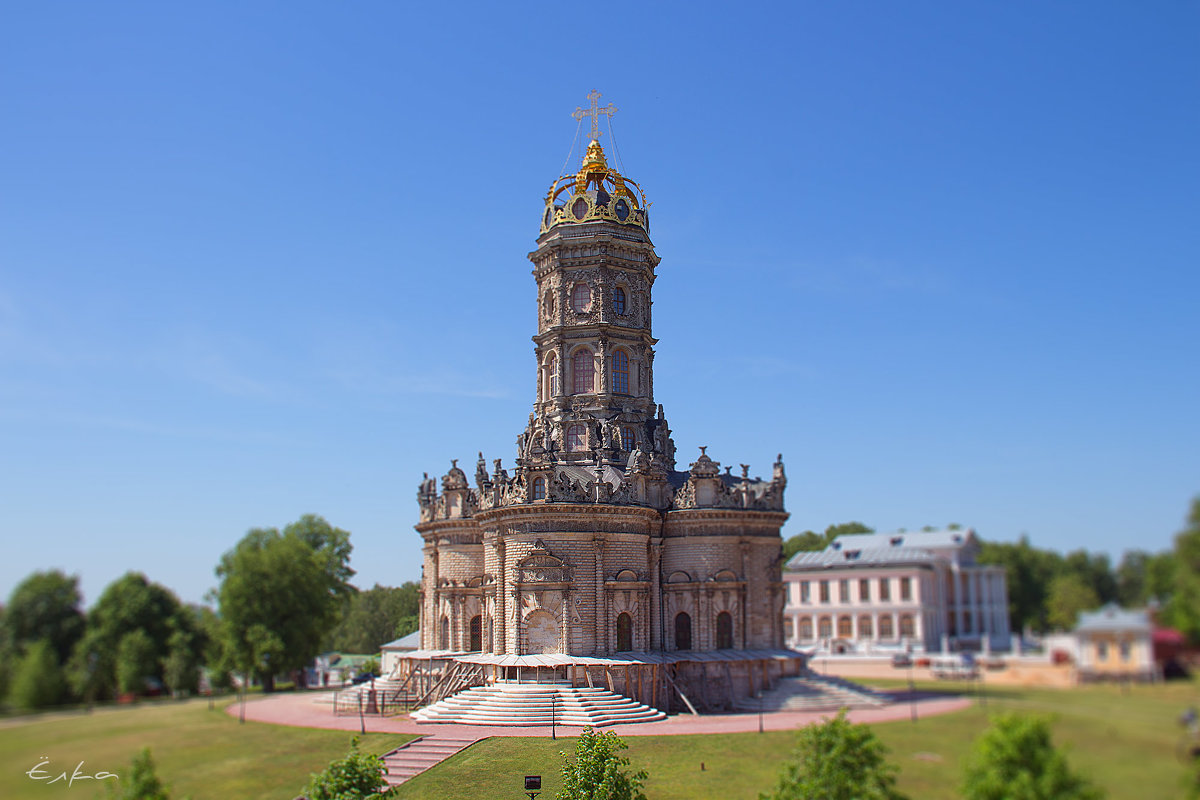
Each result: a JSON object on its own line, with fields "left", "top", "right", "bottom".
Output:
{"left": 525, "top": 776, "right": 542, "bottom": 790}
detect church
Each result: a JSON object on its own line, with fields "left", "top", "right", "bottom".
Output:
{"left": 401, "top": 94, "right": 803, "bottom": 720}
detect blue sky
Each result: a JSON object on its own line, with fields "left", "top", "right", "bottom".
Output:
{"left": 2, "top": 2, "right": 1197, "bottom": 608}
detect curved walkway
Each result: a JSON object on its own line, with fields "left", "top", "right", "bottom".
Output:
{"left": 228, "top": 689, "right": 971, "bottom": 737}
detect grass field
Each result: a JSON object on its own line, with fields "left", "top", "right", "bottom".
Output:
{"left": 1, "top": 681, "right": 1196, "bottom": 798}
{"left": 397, "top": 679, "right": 1200, "bottom": 800}
{"left": 0, "top": 696, "right": 413, "bottom": 799}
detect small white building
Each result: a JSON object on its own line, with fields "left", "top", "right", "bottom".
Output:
{"left": 381, "top": 629, "right": 421, "bottom": 677}
{"left": 783, "top": 529, "right": 1010, "bottom": 654}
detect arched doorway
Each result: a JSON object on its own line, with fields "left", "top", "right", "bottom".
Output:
{"left": 469, "top": 615, "right": 482, "bottom": 652}
{"left": 674, "top": 612, "right": 692, "bottom": 651}
{"left": 616, "top": 612, "right": 633, "bottom": 652}
{"left": 716, "top": 611, "right": 734, "bottom": 649}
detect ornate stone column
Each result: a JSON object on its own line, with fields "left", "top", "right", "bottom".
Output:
{"left": 649, "top": 541, "right": 663, "bottom": 650}
{"left": 495, "top": 538, "right": 507, "bottom": 654}
{"left": 593, "top": 536, "right": 606, "bottom": 654}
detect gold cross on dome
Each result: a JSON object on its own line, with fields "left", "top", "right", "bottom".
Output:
{"left": 572, "top": 89, "right": 617, "bottom": 142}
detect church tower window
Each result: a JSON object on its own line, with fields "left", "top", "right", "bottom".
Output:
{"left": 572, "top": 349, "right": 593, "bottom": 393}
{"left": 469, "top": 615, "right": 482, "bottom": 652}
{"left": 612, "top": 287, "right": 626, "bottom": 315}
{"left": 566, "top": 424, "right": 587, "bottom": 451}
{"left": 571, "top": 283, "right": 591, "bottom": 313}
{"left": 716, "top": 611, "right": 734, "bottom": 649}
{"left": 620, "top": 426, "right": 636, "bottom": 451}
{"left": 543, "top": 352, "right": 558, "bottom": 401}
{"left": 674, "top": 612, "right": 692, "bottom": 650}
{"left": 611, "top": 350, "right": 629, "bottom": 395}
{"left": 616, "top": 612, "right": 633, "bottom": 652}
{"left": 544, "top": 290, "right": 555, "bottom": 318}
{"left": 532, "top": 477, "right": 546, "bottom": 500}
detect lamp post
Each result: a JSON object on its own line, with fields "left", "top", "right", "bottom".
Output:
{"left": 551, "top": 692, "right": 557, "bottom": 741}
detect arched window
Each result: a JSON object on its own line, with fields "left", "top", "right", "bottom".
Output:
{"left": 837, "top": 615, "right": 853, "bottom": 638}
{"left": 716, "top": 611, "right": 734, "bottom": 649}
{"left": 879, "top": 615, "right": 894, "bottom": 639}
{"left": 439, "top": 615, "right": 449, "bottom": 650}
{"left": 620, "top": 426, "right": 636, "bottom": 452}
{"left": 571, "top": 283, "right": 590, "bottom": 313}
{"left": 616, "top": 612, "right": 633, "bottom": 652}
{"left": 818, "top": 616, "right": 832, "bottom": 638}
{"left": 899, "top": 614, "right": 915, "bottom": 637}
{"left": 612, "top": 287, "right": 626, "bottom": 315}
{"left": 543, "top": 352, "right": 558, "bottom": 401}
{"left": 610, "top": 350, "right": 629, "bottom": 395}
{"left": 674, "top": 612, "right": 692, "bottom": 651}
{"left": 859, "top": 615, "right": 873, "bottom": 638}
{"left": 469, "top": 615, "right": 482, "bottom": 652}
{"left": 532, "top": 477, "right": 546, "bottom": 500}
{"left": 544, "top": 290, "right": 555, "bottom": 318}
{"left": 799, "top": 617, "right": 813, "bottom": 640}
{"left": 572, "top": 349, "right": 593, "bottom": 394}
{"left": 566, "top": 424, "right": 587, "bottom": 451}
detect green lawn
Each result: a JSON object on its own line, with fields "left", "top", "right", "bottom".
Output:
{"left": 1, "top": 681, "right": 1195, "bottom": 799}
{"left": 0, "top": 696, "right": 413, "bottom": 800}
{"left": 398, "top": 680, "right": 1200, "bottom": 800}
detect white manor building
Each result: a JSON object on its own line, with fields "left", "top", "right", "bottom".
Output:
{"left": 783, "top": 529, "right": 1010, "bottom": 654}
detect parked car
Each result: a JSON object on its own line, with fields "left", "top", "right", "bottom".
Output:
{"left": 891, "top": 653, "right": 913, "bottom": 668}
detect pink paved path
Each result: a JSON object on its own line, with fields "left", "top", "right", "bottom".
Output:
{"left": 227, "top": 690, "right": 972, "bottom": 737}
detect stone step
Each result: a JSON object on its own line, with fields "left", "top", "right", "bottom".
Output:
{"left": 412, "top": 683, "right": 666, "bottom": 727}
{"left": 381, "top": 735, "right": 479, "bottom": 786}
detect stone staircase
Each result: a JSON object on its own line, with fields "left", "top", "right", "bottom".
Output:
{"left": 381, "top": 735, "right": 478, "bottom": 786}
{"left": 733, "top": 672, "right": 889, "bottom": 713}
{"left": 411, "top": 681, "right": 666, "bottom": 727}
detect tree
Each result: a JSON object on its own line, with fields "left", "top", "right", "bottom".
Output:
{"left": 162, "top": 629, "right": 202, "bottom": 696}
{"left": 557, "top": 727, "right": 647, "bottom": 800}
{"left": 978, "top": 536, "right": 1062, "bottom": 633}
{"left": 1166, "top": 498, "right": 1200, "bottom": 643}
{"left": 761, "top": 709, "right": 907, "bottom": 800}
{"left": 1045, "top": 574, "right": 1100, "bottom": 632}
{"left": 1062, "top": 550, "right": 1117, "bottom": 606}
{"left": 961, "top": 714, "right": 1103, "bottom": 800}
{"left": 324, "top": 583, "right": 421, "bottom": 654}
{"left": 9, "top": 639, "right": 67, "bottom": 710}
{"left": 216, "top": 514, "right": 355, "bottom": 692}
{"left": 68, "top": 572, "right": 194, "bottom": 701}
{"left": 301, "top": 738, "right": 395, "bottom": 800}
{"left": 107, "top": 748, "right": 170, "bottom": 800}
{"left": 4, "top": 570, "right": 86, "bottom": 664}
{"left": 116, "top": 630, "right": 158, "bottom": 695}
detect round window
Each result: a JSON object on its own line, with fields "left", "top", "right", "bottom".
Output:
{"left": 571, "top": 197, "right": 588, "bottom": 220}
{"left": 615, "top": 198, "right": 630, "bottom": 221}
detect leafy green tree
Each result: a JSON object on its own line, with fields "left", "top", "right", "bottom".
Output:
{"left": 1062, "top": 550, "right": 1118, "bottom": 605}
{"left": 107, "top": 748, "right": 170, "bottom": 800}
{"left": 324, "top": 583, "right": 421, "bottom": 654}
{"left": 216, "top": 515, "right": 355, "bottom": 692}
{"left": 1045, "top": 574, "right": 1100, "bottom": 632}
{"left": 162, "top": 629, "right": 201, "bottom": 696}
{"left": 978, "top": 536, "right": 1062, "bottom": 633}
{"left": 68, "top": 572, "right": 194, "bottom": 700}
{"left": 301, "top": 737, "right": 395, "bottom": 800}
{"left": 1166, "top": 498, "right": 1200, "bottom": 643}
{"left": 961, "top": 714, "right": 1103, "bottom": 800}
{"left": 116, "top": 630, "right": 158, "bottom": 695}
{"left": 9, "top": 639, "right": 67, "bottom": 710}
{"left": 557, "top": 727, "right": 647, "bottom": 800}
{"left": 4, "top": 570, "right": 86, "bottom": 664}
{"left": 761, "top": 709, "right": 907, "bottom": 800}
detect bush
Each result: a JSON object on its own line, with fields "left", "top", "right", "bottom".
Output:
{"left": 107, "top": 748, "right": 171, "bottom": 800}
{"left": 961, "top": 713, "right": 1104, "bottom": 800}
{"left": 557, "top": 727, "right": 647, "bottom": 800}
{"left": 762, "top": 708, "right": 908, "bottom": 800}
{"left": 9, "top": 639, "right": 67, "bottom": 710}
{"left": 301, "top": 737, "right": 395, "bottom": 799}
